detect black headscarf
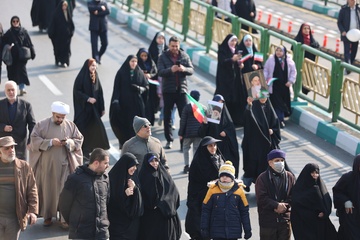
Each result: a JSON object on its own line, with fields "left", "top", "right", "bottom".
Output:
{"left": 108, "top": 153, "right": 143, "bottom": 219}
{"left": 136, "top": 48, "right": 153, "bottom": 73}
{"left": 139, "top": 153, "right": 180, "bottom": 218}
{"left": 148, "top": 31, "right": 168, "bottom": 65}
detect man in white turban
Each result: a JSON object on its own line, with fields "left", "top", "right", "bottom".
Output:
{"left": 29, "top": 101, "right": 83, "bottom": 227}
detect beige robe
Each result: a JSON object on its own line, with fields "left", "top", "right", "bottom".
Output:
{"left": 29, "top": 117, "right": 83, "bottom": 219}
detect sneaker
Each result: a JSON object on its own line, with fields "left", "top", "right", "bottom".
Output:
{"left": 164, "top": 141, "right": 173, "bottom": 149}
{"left": 43, "top": 218, "right": 52, "bottom": 227}
{"left": 280, "top": 121, "right": 286, "bottom": 129}
{"left": 60, "top": 222, "right": 69, "bottom": 230}
{"left": 171, "top": 125, "right": 176, "bottom": 130}
{"left": 183, "top": 165, "right": 189, "bottom": 174}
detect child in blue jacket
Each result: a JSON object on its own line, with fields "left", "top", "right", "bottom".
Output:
{"left": 201, "top": 161, "right": 252, "bottom": 240}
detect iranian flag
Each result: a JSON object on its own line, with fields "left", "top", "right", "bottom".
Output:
{"left": 267, "top": 78, "right": 278, "bottom": 86}
{"left": 186, "top": 92, "right": 205, "bottom": 123}
{"left": 240, "top": 53, "right": 253, "bottom": 63}
{"left": 254, "top": 52, "right": 264, "bottom": 62}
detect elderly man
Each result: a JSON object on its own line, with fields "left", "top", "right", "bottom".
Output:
{"left": 255, "top": 149, "right": 295, "bottom": 240}
{"left": 0, "top": 81, "right": 36, "bottom": 160}
{"left": 0, "top": 136, "right": 38, "bottom": 240}
{"left": 121, "top": 116, "right": 168, "bottom": 170}
{"left": 29, "top": 101, "right": 83, "bottom": 227}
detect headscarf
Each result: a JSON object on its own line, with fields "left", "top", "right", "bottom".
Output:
{"left": 10, "top": 16, "right": 21, "bottom": 30}
{"left": 148, "top": 31, "right": 168, "bottom": 65}
{"left": 108, "top": 153, "right": 143, "bottom": 219}
{"left": 88, "top": 58, "right": 97, "bottom": 83}
{"left": 301, "top": 23, "right": 311, "bottom": 45}
{"left": 139, "top": 153, "right": 180, "bottom": 217}
{"left": 136, "top": 48, "right": 153, "bottom": 73}
{"left": 227, "top": 34, "right": 238, "bottom": 54}
{"left": 243, "top": 34, "right": 253, "bottom": 56}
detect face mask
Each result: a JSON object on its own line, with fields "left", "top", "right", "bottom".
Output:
{"left": 273, "top": 161, "right": 285, "bottom": 173}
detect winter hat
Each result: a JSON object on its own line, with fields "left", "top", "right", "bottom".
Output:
{"left": 218, "top": 160, "right": 235, "bottom": 180}
{"left": 201, "top": 136, "right": 222, "bottom": 146}
{"left": 133, "top": 116, "right": 151, "bottom": 133}
{"left": 267, "top": 149, "right": 286, "bottom": 161}
{"left": 190, "top": 90, "right": 200, "bottom": 101}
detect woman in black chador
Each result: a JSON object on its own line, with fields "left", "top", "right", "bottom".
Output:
{"left": 138, "top": 153, "right": 182, "bottom": 240}
{"left": 238, "top": 34, "right": 263, "bottom": 74}
{"left": 2, "top": 16, "right": 36, "bottom": 95}
{"left": 333, "top": 155, "right": 360, "bottom": 240}
{"left": 198, "top": 94, "right": 240, "bottom": 178}
{"left": 108, "top": 153, "right": 143, "bottom": 240}
{"left": 109, "top": 55, "right": 149, "bottom": 148}
{"left": 48, "top": 0, "right": 74, "bottom": 67}
{"left": 242, "top": 96, "right": 280, "bottom": 192}
{"left": 73, "top": 58, "right": 109, "bottom": 160}
{"left": 185, "top": 136, "right": 225, "bottom": 240}
{"left": 215, "top": 34, "right": 247, "bottom": 126}
{"left": 291, "top": 163, "right": 338, "bottom": 240}
{"left": 136, "top": 48, "right": 158, "bottom": 125}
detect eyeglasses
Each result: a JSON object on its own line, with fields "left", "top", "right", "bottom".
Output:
{"left": 142, "top": 124, "right": 151, "bottom": 128}
{"left": 12, "top": 20, "right": 19, "bottom": 23}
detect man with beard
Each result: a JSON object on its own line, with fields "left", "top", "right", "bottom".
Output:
{"left": 0, "top": 81, "right": 36, "bottom": 160}
{"left": 0, "top": 136, "right": 38, "bottom": 239}
{"left": 29, "top": 101, "right": 83, "bottom": 227}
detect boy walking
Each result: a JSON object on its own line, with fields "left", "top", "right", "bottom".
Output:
{"left": 201, "top": 161, "right": 252, "bottom": 240}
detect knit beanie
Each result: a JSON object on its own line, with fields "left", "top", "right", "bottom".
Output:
{"left": 133, "top": 116, "right": 151, "bottom": 133}
{"left": 218, "top": 160, "right": 235, "bottom": 180}
{"left": 190, "top": 90, "right": 200, "bottom": 101}
{"left": 267, "top": 149, "right": 286, "bottom": 161}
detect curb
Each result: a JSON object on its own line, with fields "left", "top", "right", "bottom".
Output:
{"left": 291, "top": 106, "right": 360, "bottom": 156}
{"left": 280, "top": 0, "right": 339, "bottom": 18}
{"left": 107, "top": 1, "right": 360, "bottom": 156}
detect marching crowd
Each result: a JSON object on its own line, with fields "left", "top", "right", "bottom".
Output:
{"left": 1, "top": 0, "right": 360, "bottom": 240}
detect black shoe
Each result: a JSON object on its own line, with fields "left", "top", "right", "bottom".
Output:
{"left": 280, "top": 121, "right": 286, "bottom": 129}
{"left": 183, "top": 165, "right": 189, "bottom": 174}
{"left": 164, "top": 141, "right": 173, "bottom": 149}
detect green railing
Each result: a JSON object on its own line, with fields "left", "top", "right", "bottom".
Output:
{"left": 112, "top": 0, "right": 360, "bottom": 130}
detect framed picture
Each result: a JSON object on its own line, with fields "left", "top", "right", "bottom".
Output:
{"left": 206, "top": 100, "right": 223, "bottom": 124}
{"left": 243, "top": 69, "right": 269, "bottom": 99}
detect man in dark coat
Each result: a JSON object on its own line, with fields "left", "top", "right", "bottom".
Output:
{"left": 337, "top": 0, "right": 360, "bottom": 72}
{"left": 333, "top": 154, "right": 360, "bottom": 240}
{"left": 242, "top": 96, "right": 280, "bottom": 192}
{"left": 59, "top": 148, "right": 110, "bottom": 240}
{"left": 88, "top": 0, "right": 110, "bottom": 64}
{"left": 0, "top": 81, "right": 36, "bottom": 160}
{"left": 234, "top": 0, "right": 258, "bottom": 33}
{"left": 157, "top": 36, "right": 194, "bottom": 149}
{"left": 255, "top": 149, "right": 295, "bottom": 240}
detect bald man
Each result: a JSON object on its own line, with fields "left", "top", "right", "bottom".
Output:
{"left": 0, "top": 81, "right": 36, "bottom": 160}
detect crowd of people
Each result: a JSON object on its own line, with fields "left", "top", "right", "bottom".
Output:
{"left": 1, "top": 0, "right": 360, "bottom": 239}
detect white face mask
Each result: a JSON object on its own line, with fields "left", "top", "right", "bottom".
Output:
{"left": 273, "top": 161, "right": 285, "bottom": 173}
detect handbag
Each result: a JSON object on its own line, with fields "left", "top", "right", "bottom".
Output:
{"left": 18, "top": 46, "right": 31, "bottom": 60}
{"left": 2, "top": 44, "right": 12, "bottom": 66}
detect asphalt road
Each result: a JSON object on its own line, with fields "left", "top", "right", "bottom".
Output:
{"left": 0, "top": 0, "right": 356, "bottom": 239}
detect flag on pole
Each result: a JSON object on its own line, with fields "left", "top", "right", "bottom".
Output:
{"left": 254, "top": 52, "right": 264, "bottom": 62}
{"left": 240, "top": 53, "right": 253, "bottom": 63}
{"left": 267, "top": 78, "right": 278, "bottom": 86}
{"left": 186, "top": 92, "right": 205, "bottom": 123}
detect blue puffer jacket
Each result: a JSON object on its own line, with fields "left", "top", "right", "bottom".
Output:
{"left": 201, "top": 182, "right": 252, "bottom": 239}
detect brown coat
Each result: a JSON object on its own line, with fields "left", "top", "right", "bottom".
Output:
{"left": 14, "top": 158, "right": 38, "bottom": 231}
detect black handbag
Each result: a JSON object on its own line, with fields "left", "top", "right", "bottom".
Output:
{"left": 18, "top": 46, "right": 31, "bottom": 60}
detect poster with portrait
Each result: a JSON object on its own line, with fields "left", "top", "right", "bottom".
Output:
{"left": 206, "top": 100, "right": 223, "bottom": 124}
{"left": 243, "top": 69, "right": 269, "bottom": 100}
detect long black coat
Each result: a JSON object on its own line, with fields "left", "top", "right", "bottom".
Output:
{"left": 138, "top": 153, "right": 182, "bottom": 240}
{"left": 0, "top": 97, "right": 36, "bottom": 159}
{"left": 73, "top": 59, "right": 109, "bottom": 152}
{"left": 333, "top": 155, "right": 360, "bottom": 240}
{"left": 185, "top": 137, "right": 225, "bottom": 239}
{"left": 242, "top": 99, "right": 280, "bottom": 181}
{"left": 291, "top": 163, "right": 338, "bottom": 240}
{"left": 109, "top": 55, "right": 149, "bottom": 146}
{"left": 31, "top": 0, "right": 57, "bottom": 30}
{"left": 87, "top": 0, "right": 109, "bottom": 32}
{"left": 2, "top": 20, "right": 35, "bottom": 86}
{"left": 238, "top": 36, "right": 263, "bottom": 74}
{"left": 48, "top": 0, "right": 74, "bottom": 65}
{"left": 234, "top": 0, "right": 257, "bottom": 33}
{"left": 108, "top": 153, "right": 143, "bottom": 240}
{"left": 215, "top": 34, "right": 247, "bottom": 125}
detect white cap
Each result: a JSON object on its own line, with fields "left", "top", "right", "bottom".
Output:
{"left": 51, "top": 101, "right": 70, "bottom": 115}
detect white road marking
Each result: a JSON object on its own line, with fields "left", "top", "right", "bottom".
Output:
{"left": 38, "top": 75, "right": 63, "bottom": 96}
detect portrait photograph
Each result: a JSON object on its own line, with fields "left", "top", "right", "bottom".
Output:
{"left": 243, "top": 69, "right": 269, "bottom": 100}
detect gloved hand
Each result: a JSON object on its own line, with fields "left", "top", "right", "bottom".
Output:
{"left": 244, "top": 231, "right": 252, "bottom": 239}
{"left": 201, "top": 229, "right": 209, "bottom": 238}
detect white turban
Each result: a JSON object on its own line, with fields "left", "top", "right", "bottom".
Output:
{"left": 51, "top": 101, "right": 70, "bottom": 115}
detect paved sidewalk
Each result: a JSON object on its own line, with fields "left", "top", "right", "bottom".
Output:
{"left": 280, "top": 0, "right": 342, "bottom": 18}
